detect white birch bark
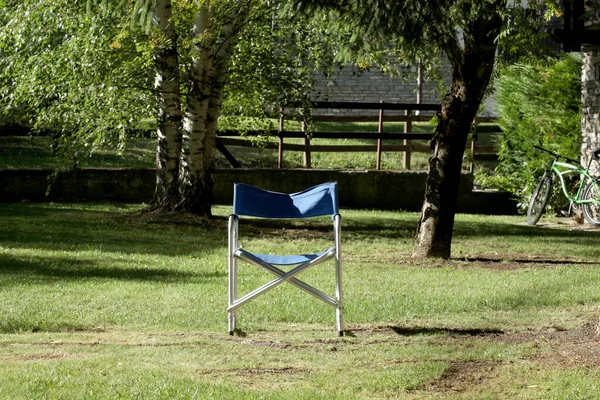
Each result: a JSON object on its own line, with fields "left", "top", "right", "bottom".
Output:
{"left": 204, "top": 3, "right": 251, "bottom": 171}
{"left": 178, "top": 3, "right": 215, "bottom": 214}
{"left": 151, "top": 0, "right": 183, "bottom": 209}
{"left": 179, "top": 0, "right": 252, "bottom": 214}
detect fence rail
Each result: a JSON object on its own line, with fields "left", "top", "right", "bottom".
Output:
{"left": 216, "top": 101, "right": 499, "bottom": 172}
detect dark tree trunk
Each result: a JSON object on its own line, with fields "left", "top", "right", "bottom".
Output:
{"left": 176, "top": 171, "right": 214, "bottom": 216}
{"left": 412, "top": 87, "right": 480, "bottom": 258}
{"left": 412, "top": 3, "right": 504, "bottom": 258}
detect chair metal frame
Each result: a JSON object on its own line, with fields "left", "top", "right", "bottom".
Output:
{"left": 227, "top": 182, "right": 343, "bottom": 336}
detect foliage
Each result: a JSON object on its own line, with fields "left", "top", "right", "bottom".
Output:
{"left": 484, "top": 54, "right": 582, "bottom": 210}
{"left": 292, "top": 0, "right": 552, "bottom": 84}
{"left": 0, "top": 0, "right": 154, "bottom": 166}
{"left": 0, "top": 0, "right": 342, "bottom": 170}
{"left": 220, "top": 8, "right": 342, "bottom": 130}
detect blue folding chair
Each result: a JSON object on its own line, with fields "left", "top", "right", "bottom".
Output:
{"left": 227, "top": 182, "right": 343, "bottom": 336}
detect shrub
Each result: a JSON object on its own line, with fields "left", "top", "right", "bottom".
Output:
{"left": 486, "top": 54, "right": 582, "bottom": 211}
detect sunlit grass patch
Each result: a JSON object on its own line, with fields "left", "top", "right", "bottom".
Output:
{"left": 1, "top": 203, "right": 600, "bottom": 398}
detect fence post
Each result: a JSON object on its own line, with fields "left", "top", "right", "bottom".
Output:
{"left": 302, "top": 120, "right": 311, "bottom": 169}
{"left": 469, "top": 136, "right": 476, "bottom": 173}
{"left": 278, "top": 108, "right": 284, "bottom": 169}
{"left": 376, "top": 100, "right": 384, "bottom": 170}
{"left": 403, "top": 109, "right": 412, "bottom": 170}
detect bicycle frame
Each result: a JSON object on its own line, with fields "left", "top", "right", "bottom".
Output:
{"left": 550, "top": 159, "right": 600, "bottom": 206}
{"left": 529, "top": 145, "right": 600, "bottom": 226}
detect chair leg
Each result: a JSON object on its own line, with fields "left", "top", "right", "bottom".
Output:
{"left": 228, "top": 258, "right": 237, "bottom": 335}
{"left": 228, "top": 312, "right": 235, "bottom": 336}
{"left": 334, "top": 214, "right": 343, "bottom": 336}
{"left": 228, "top": 215, "right": 238, "bottom": 335}
{"left": 336, "top": 260, "right": 343, "bottom": 337}
{"left": 228, "top": 258, "right": 236, "bottom": 335}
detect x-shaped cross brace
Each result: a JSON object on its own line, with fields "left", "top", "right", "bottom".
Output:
{"left": 227, "top": 247, "right": 338, "bottom": 313}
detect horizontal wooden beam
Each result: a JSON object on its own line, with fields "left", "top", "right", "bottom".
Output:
{"left": 218, "top": 138, "right": 492, "bottom": 154}
{"left": 218, "top": 130, "right": 434, "bottom": 140}
{"left": 306, "top": 115, "right": 435, "bottom": 123}
{"left": 285, "top": 101, "right": 440, "bottom": 111}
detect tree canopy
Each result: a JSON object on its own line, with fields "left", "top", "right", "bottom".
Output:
{"left": 0, "top": 0, "right": 152, "bottom": 162}
{"left": 0, "top": 0, "right": 340, "bottom": 213}
{"left": 293, "top": 0, "right": 555, "bottom": 258}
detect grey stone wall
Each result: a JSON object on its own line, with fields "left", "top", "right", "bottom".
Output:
{"left": 0, "top": 168, "right": 517, "bottom": 214}
{"left": 314, "top": 65, "right": 444, "bottom": 103}
{"left": 581, "top": 45, "right": 600, "bottom": 175}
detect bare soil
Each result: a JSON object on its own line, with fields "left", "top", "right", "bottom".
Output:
{"left": 422, "top": 319, "right": 600, "bottom": 393}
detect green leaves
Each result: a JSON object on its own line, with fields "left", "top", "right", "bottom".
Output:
{"left": 224, "top": 7, "right": 341, "bottom": 120}
{"left": 0, "top": 0, "right": 154, "bottom": 165}
{"left": 490, "top": 54, "right": 582, "bottom": 207}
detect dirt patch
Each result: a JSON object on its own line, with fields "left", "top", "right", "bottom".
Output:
{"left": 198, "top": 366, "right": 309, "bottom": 376}
{"left": 240, "top": 339, "right": 294, "bottom": 349}
{"left": 422, "top": 318, "right": 600, "bottom": 393}
{"left": 425, "top": 360, "right": 501, "bottom": 393}
{"left": 347, "top": 251, "right": 600, "bottom": 271}
{"left": 234, "top": 367, "right": 308, "bottom": 376}
{"left": 514, "top": 319, "right": 600, "bottom": 369}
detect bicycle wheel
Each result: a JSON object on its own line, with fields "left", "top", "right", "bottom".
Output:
{"left": 580, "top": 179, "right": 600, "bottom": 226}
{"left": 527, "top": 173, "right": 552, "bottom": 225}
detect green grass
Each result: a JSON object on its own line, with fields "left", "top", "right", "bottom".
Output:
{"left": 0, "top": 136, "right": 156, "bottom": 169}
{"left": 1, "top": 203, "right": 600, "bottom": 398}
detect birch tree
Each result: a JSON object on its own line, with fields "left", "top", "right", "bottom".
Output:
{"left": 148, "top": 0, "right": 255, "bottom": 214}
{"left": 1, "top": 0, "right": 337, "bottom": 215}
{"left": 150, "top": 0, "right": 337, "bottom": 214}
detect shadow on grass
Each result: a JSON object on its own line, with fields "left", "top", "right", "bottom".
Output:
{"left": 462, "top": 257, "right": 600, "bottom": 265}
{"left": 2, "top": 203, "right": 599, "bottom": 259}
{"left": 388, "top": 326, "right": 504, "bottom": 336}
{"left": 0, "top": 203, "right": 227, "bottom": 257}
{"left": 250, "top": 214, "right": 600, "bottom": 244}
{"left": 0, "top": 253, "right": 225, "bottom": 282}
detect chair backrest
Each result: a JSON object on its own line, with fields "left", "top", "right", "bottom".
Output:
{"left": 233, "top": 182, "right": 339, "bottom": 219}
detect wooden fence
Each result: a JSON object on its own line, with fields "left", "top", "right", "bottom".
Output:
{"left": 216, "top": 101, "right": 499, "bottom": 172}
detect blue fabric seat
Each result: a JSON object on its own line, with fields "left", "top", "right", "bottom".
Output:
{"left": 233, "top": 182, "right": 339, "bottom": 218}
{"left": 227, "top": 182, "right": 343, "bottom": 336}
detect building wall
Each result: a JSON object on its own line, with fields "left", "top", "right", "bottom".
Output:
{"left": 314, "top": 65, "right": 444, "bottom": 103}
{"left": 310, "top": 62, "right": 503, "bottom": 117}
{"left": 311, "top": 64, "right": 451, "bottom": 117}
{"left": 581, "top": 45, "right": 600, "bottom": 175}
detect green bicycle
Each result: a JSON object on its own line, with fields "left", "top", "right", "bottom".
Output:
{"left": 527, "top": 145, "right": 600, "bottom": 226}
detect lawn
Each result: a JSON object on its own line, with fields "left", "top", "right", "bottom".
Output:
{"left": 1, "top": 203, "right": 599, "bottom": 399}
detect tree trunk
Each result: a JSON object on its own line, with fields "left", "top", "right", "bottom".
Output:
{"left": 412, "top": 88, "right": 478, "bottom": 258}
{"left": 177, "top": 2, "right": 251, "bottom": 215}
{"left": 149, "top": 0, "right": 183, "bottom": 211}
{"left": 178, "top": 5, "right": 214, "bottom": 216}
{"left": 412, "top": 4, "right": 503, "bottom": 259}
